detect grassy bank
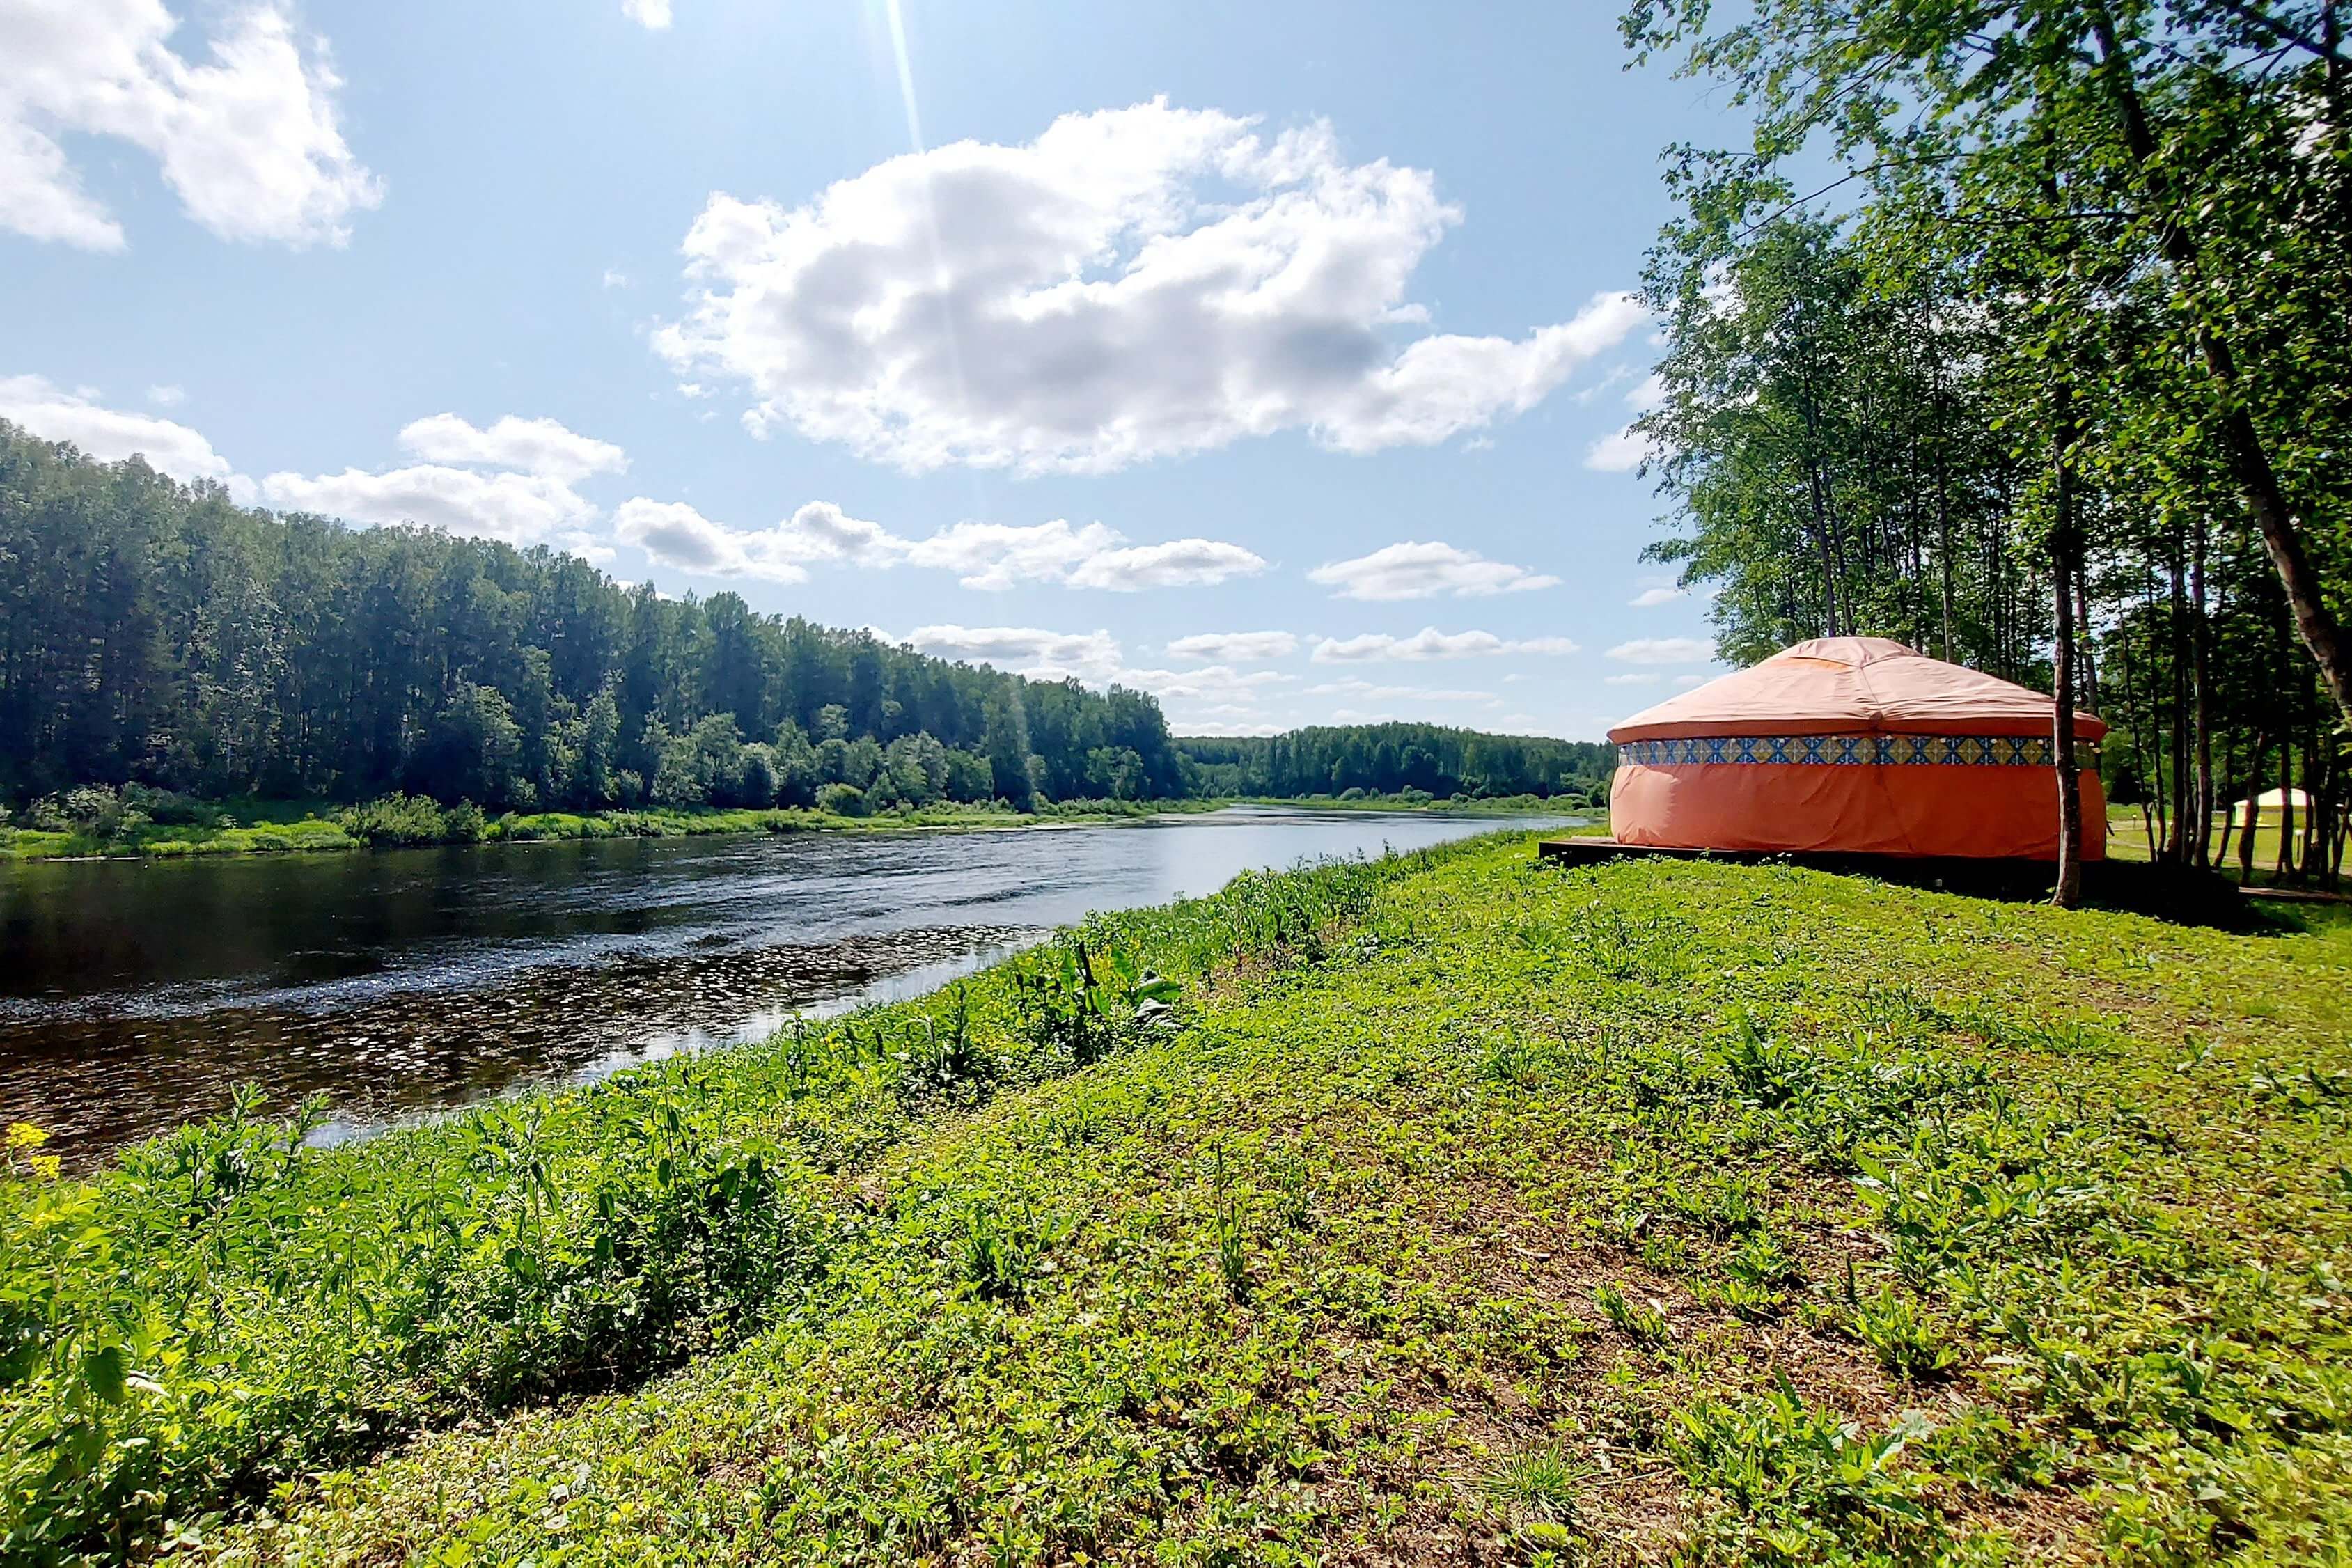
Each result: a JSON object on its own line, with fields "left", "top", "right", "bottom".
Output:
{"left": 0, "top": 794, "right": 1216, "bottom": 862}
{"left": 1242, "top": 790, "right": 1596, "bottom": 816}
{"left": 0, "top": 790, "right": 1585, "bottom": 863}
{"left": 5, "top": 837, "right": 2348, "bottom": 1563}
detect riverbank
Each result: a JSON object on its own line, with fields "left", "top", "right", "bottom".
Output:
{"left": 1238, "top": 789, "right": 1595, "bottom": 816}
{"left": 0, "top": 794, "right": 1213, "bottom": 861}
{"left": 5, "top": 832, "right": 2345, "bottom": 1560}
{"left": 2, "top": 808, "right": 1567, "bottom": 1161}
{"left": 0, "top": 790, "right": 1590, "bottom": 862}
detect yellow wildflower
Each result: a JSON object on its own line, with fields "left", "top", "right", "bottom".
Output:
{"left": 4, "top": 1122, "right": 46, "bottom": 1150}
{"left": 29, "top": 1154, "right": 60, "bottom": 1182}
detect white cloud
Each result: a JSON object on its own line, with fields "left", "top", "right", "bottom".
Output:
{"left": 1176, "top": 719, "right": 1286, "bottom": 737}
{"left": 1628, "top": 585, "right": 1685, "bottom": 608}
{"left": 1584, "top": 425, "right": 1653, "bottom": 473}
{"left": 398, "top": 414, "right": 627, "bottom": 483}
{"left": 1, "top": 385, "right": 625, "bottom": 538}
{"left": 1065, "top": 537, "right": 1265, "bottom": 591}
{"left": 612, "top": 496, "right": 808, "bottom": 582}
{"left": 904, "top": 519, "right": 1117, "bottom": 590}
{"left": 883, "top": 628, "right": 1293, "bottom": 727}
{"left": 1605, "top": 672, "right": 1662, "bottom": 686}
{"left": 0, "top": 0, "right": 381, "bottom": 250}
{"left": 1673, "top": 673, "right": 1707, "bottom": 687}
{"left": 622, "top": 0, "right": 673, "bottom": 27}
{"left": 602, "top": 267, "right": 632, "bottom": 289}
{"left": 758, "top": 508, "right": 1265, "bottom": 592}
{"left": 654, "top": 100, "right": 1640, "bottom": 473}
{"left": 1574, "top": 363, "right": 1638, "bottom": 405}
{"left": 602, "top": 499, "right": 1262, "bottom": 594}
{"left": 1166, "top": 630, "right": 1298, "bottom": 663}
{"left": 774, "top": 499, "right": 913, "bottom": 568}
{"left": 1606, "top": 637, "right": 1713, "bottom": 665}
{"left": 1308, "top": 540, "right": 1558, "bottom": 602}
{"left": 258, "top": 410, "right": 627, "bottom": 547}
{"left": 1119, "top": 664, "right": 1292, "bottom": 703}
{"left": 1310, "top": 627, "right": 1580, "bottom": 663}
{"left": 1586, "top": 373, "right": 1667, "bottom": 473}
{"left": 904, "top": 625, "right": 1124, "bottom": 684}
{"left": 0, "top": 374, "right": 240, "bottom": 489}
{"left": 262, "top": 464, "right": 597, "bottom": 546}
{"left": 1306, "top": 678, "right": 1497, "bottom": 704}
{"left": 146, "top": 384, "right": 185, "bottom": 406}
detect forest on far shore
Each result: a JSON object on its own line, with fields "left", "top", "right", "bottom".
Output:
{"left": 0, "top": 425, "right": 1610, "bottom": 824}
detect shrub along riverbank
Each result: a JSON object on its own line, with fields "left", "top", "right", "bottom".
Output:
{"left": 0, "top": 786, "right": 1218, "bottom": 861}
{"left": 0, "top": 786, "right": 1577, "bottom": 862}
{"left": 3, "top": 835, "right": 2347, "bottom": 1562}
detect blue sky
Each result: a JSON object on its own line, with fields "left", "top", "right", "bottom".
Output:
{"left": 1, "top": 0, "right": 1736, "bottom": 739}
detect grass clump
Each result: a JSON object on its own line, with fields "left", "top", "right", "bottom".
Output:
{"left": 3, "top": 837, "right": 2349, "bottom": 1563}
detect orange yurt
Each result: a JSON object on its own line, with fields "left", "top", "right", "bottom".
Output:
{"left": 1608, "top": 638, "right": 2106, "bottom": 860}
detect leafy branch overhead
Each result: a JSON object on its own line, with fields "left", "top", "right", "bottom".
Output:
{"left": 1622, "top": 0, "right": 2351, "bottom": 882}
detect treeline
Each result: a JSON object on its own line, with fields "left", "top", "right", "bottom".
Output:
{"left": 0, "top": 423, "right": 1184, "bottom": 815}
{"left": 1625, "top": 0, "right": 2351, "bottom": 889}
{"left": 0, "top": 425, "right": 1595, "bottom": 820}
{"left": 1178, "top": 724, "right": 1612, "bottom": 800}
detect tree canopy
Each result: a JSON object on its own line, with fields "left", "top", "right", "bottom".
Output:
{"left": 0, "top": 421, "right": 1182, "bottom": 814}
{"left": 1179, "top": 726, "right": 1610, "bottom": 801}
{"left": 1623, "top": 0, "right": 2351, "bottom": 886}
{"left": 0, "top": 423, "right": 1593, "bottom": 817}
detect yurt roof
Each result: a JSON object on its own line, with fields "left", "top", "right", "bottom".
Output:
{"left": 1608, "top": 637, "right": 2108, "bottom": 743}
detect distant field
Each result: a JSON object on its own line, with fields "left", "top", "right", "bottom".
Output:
{"left": 2106, "top": 806, "right": 2344, "bottom": 885}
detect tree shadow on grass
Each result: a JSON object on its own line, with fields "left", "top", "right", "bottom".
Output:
{"left": 1847, "top": 857, "right": 2293, "bottom": 934}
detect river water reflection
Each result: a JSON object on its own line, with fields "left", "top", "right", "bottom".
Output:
{"left": 0, "top": 807, "right": 1574, "bottom": 1161}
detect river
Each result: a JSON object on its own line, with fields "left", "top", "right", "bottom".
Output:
{"left": 0, "top": 807, "right": 1574, "bottom": 1163}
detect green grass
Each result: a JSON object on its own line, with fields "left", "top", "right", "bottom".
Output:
{"left": 0, "top": 797, "right": 1224, "bottom": 862}
{"left": 0, "top": 798, "right": 366, "bottom": 859}
{"left": 4, "top": 837, "right": 2349, "bottom": 1564}
{"left": 2106, "top": 806, "right": 2344, "bottom": 889}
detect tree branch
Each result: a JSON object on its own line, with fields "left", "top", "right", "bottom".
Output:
{"left": 2204, "top": 0, "right": 2349, "bottom": 64}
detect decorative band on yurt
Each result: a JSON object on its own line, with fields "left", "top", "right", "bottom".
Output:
{"left": 1616, "top": 734, "right": 2101, "bottom": 769}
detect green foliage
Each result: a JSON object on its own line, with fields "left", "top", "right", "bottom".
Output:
{"left": 337, "top": 792, "right": 483, "bottom": 846}
{"left": 1206, "top": 1145, "right": 1253, "bottom": 1299}
{"left": 1594, "top": 1281, "right": 1669, "bottom": 1345}
{"left": 1621, "top": 0, "right": 2352, "bottom": 874}
{"left": 1670, "top": 1383, "right": 1937, "bottom": 1560}
{"left": 1177, "top": 721, "right": 1610, "bottom": 801}
{"left": 955, "top": 1198, "right": 1073, "bottom": 1303}
{"left": 7, "top": 841, "right": 2351, "bottom": 1561}
{"left": 814, "top": 781, "right": 869, "bottom": 817}
{"left": 0, "top": 434, "right": 1599, "bottom": 841}
{"left": 0, "top": 844, "right": 1451, "bottom": 1558}
{"left": 1484, "top": 1443, "right": 1585, "bottom": 1535}
{"left": 0, "top": 424, "right": 1195, "bottom": 815}
{"left": 1848, "top": 1282, "right": 1960, "bottom": 1382}
{"left": 1008, "top": 938, "right": 1179, "bottom": 1069}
